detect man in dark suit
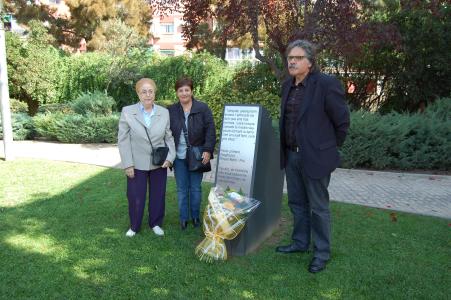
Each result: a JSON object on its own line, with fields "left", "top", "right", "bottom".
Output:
{"left": 276, "top": 40, "right": 350, "bottom": 273}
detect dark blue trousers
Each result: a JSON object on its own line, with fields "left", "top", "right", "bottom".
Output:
{"left": 127, "top": 168, "right": 167, "bottom": 232}
{"left": 173, "top": 158, "right": 203, "bottom": 222}
{"left": 285, "top": 150, "right": 331, "bottom": 260}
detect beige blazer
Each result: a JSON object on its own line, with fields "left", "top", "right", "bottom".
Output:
{"left": 118, "top": 103, "right": 176, "bottom": 170}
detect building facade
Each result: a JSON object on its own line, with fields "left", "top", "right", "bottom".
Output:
{"left": 149, "top": 10, "right": 186, "bottom": 56}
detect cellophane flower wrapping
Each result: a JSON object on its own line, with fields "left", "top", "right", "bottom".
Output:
{"left": 195, "top": 186, "right": 260, "bottom": 262}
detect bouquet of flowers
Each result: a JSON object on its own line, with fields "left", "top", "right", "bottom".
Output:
{"left": 195, "top": 186, "right": 260, "bottom": 262}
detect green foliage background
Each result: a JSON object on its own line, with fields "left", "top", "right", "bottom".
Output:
{"left": 341, "top": 98, "right": 451, "bottom": 170}
{"left": 5, "top": 22, "right": 66, "bottom": 114}
{"left": 4, "top": 6, "right": 450, "bottom": 171}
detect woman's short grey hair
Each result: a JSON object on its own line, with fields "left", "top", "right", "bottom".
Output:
{"left": 286, "top": 39, "right": 319, "bottom": 72}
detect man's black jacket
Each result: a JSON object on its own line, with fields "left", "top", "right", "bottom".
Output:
{"left": 279, "top": 72, "right": 350, "bottom": 179}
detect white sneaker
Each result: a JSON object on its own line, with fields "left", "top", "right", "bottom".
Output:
{"left": 152, "top": 226, "right": 164, "bottom": 236}
{"left": 125, "top": 229, "right": 136, "bottom": 237}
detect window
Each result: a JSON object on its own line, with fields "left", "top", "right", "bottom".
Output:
{"left": 160, "top": 50, "right": 175, "bottom": 56}
{"left": 160, "top": 23, "right": 174, "bottom": 34}
{"left": 225, "top": 48, "right": 258, "bottom": 65}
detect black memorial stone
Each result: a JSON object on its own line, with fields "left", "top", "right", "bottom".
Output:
{"left": 215, "top": 104, "right": 284, "bottom": 256}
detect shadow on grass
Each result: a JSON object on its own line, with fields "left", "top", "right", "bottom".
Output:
{"left": 0, "top": 160, "right": 450, "bottom": 299}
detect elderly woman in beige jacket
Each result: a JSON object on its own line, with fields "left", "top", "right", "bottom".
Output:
{"left": 118, "top": 78, "right": 175, "bottom": 237}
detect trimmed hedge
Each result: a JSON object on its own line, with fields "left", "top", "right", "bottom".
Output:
{"left": 341, "top": 98, "right": 451, "bottom": 170}
{"left": 33, "top": 113, "right": 119, "bottom": 143}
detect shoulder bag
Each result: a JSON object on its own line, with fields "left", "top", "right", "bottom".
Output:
{"left": 144, "top": 125, "right": 169, "bottom": 166}
{"left": 181, "top": 113, "right": 211, "bottom": 173}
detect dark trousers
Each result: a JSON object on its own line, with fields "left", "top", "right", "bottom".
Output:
{"left": 127, "top": 168, "right": 167, "bottom": 232}
{"left": 285, "top": 150, "right": 331, "bottom": 260}
{"left": 173, "top": 158, "right": 203, "bottom": 222}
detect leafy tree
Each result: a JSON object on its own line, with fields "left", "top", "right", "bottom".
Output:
{"left": 383, "top": 0, "right": 451, "bottom": 111}
{"left": 5, "top": 0, "right": 151, "bottom": 48}
{"left": 341, "top": 0, "right": 450, "bottom": 111}
{"left": 88, "top": 19, "right": 148, "bottom": 54}
{"left": 6, "top": 21, "right": 65, "bottom": 114}
{"left": 175, "top": 0, "right": 398, "bottom": 83}
{"left": 183, "top": 21, "right": 228, "bottom": 59}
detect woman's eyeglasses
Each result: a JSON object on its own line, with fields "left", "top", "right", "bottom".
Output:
{"left": 140, "top": 90, "right": 154, "bottom": 95}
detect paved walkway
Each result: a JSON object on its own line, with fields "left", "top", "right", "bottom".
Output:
{"left": 1, "top": 141, "right": 450, "bottom": 219}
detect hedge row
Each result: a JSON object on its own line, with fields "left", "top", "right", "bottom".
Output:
{"left": 341, "top": 108, "right": 451, "bottom": 170}
{"left": 33, "top": 113, "right": 119, "bottom": 143}
{"left": 3, "top": 97, "right": 450, "bottom": 171}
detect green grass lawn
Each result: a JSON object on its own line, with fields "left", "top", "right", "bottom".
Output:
{"left": 0, "top": 159, "right": 449, "bottom": 299}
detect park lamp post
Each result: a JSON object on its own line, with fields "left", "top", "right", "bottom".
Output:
{"left": 0, "top": 5, "right": 14, "bottom": 161}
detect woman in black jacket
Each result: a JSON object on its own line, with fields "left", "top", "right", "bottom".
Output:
{"left": 168, "top": 77, "right": 216, "bottom": 230}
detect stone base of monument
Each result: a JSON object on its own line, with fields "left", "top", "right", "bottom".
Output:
{"left": 215, "top": 104, "right": 284, "bottom": 256}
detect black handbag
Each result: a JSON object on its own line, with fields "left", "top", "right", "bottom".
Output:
{"left": 181, "top": 114, "right": 211, "bottom": 173}
{"left": 144, "top": 126, "right": 169, "bottom": 166}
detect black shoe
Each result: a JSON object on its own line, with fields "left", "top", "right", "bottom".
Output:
{"left": 180, "top": 221, "right": 188, "bottom": 230}
{"left": 275, "top": 244, "right": 308, "bottom": 254}
{"left": 192, "top": 218, "right": 201, "bottom": 228}
{"left": 308, "top": 257, "right": 329, "bottom": 273}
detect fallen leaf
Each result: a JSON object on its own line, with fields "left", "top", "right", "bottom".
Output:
{"left": 390, "top": 212, "right": 397, "bottom": 222}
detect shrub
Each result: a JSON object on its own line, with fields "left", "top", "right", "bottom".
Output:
{"left": 37, "top": 103, "right": 73, "bottom": 114}
{"left": 33, "top": 113, "right": 63, "bottom": 140}
{"left": 6, "top": 24, "right": 66, "bottom": 114}
{"left": 71, "top": 91, "right": 116, "bottom": 116}
{"left": 423, "top": 97, "right": 451, "bottom": 120}
{"left": 54, "top": 51, "right": 231, "bottom": 111}
{"left": 60, "top": 53, "right": 112, "bottom": 103}
{"left": 54, "top": 114, "right": 119, "bottom": 143}
{"left": 33, "top": 113, "right": 119, "bottom": 143}
{"left": 231, "top": 62, "right": 280, "bottom": 96}
{"left": 10, "top": 99, "right": 29, "bottom": 114}
{"left": 341, "top": 98, "right": 451, "bottom": 170}
{"left": 143, "top": 52, "right": 232, "bottom": 104}
{"left": 0, "top": 113, "right": 35, "bottom": 140}
{"left": 200, "top": 88, "right": 280, "bottom": 145}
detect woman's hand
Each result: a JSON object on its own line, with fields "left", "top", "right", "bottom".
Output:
{"left": 125, "top": 167, "right": 135, "bottom": 178}
{"left": 201, "top": 152, "right": 211, "bottom": 165}
{"left": 162, "top": 160, "right": 172, "bottom": 168}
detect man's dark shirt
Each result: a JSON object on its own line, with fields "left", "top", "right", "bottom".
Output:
{"left": 284, "top": 75, "right": 309, "bottom": 147}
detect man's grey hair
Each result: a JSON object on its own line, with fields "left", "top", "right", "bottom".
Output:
{"left": 286, "top": 39, "right": 319, "bottom": 73}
